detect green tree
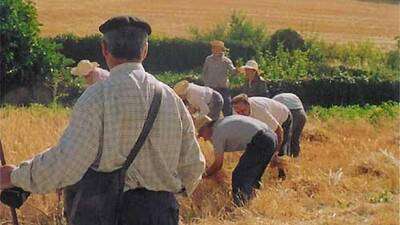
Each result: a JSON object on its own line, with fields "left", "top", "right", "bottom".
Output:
{"left": 190, "top": 11, "right": 268, "bottom": 48}
{"left": 0, "top": 0, "right": 74, "bottom": 102}
{"left": 269, "top": 28, "right": 305, "bottom": 55}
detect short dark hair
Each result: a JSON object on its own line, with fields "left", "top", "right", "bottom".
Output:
{"left": 102, "top": 26, "right": 148, "bottom": 60}
{"left": 198, "top": 120, "right": 216, "bottom": 134}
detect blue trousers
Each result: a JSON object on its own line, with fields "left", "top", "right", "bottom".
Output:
{"left": 232, "top": 130, "right": 277, "bottom": 206}
{"left": 213, "top": 87, "right": 232, "bottom": 116}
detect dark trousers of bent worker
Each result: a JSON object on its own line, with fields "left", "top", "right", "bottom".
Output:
{"left": 289, "top": 108, "right": 307, "bottom": 157}
{"left": 213, "top": 87, "right": 232, "bottom": 116}
{"left": 119, "top": 188, "right": 179, "bottom": 225}
{"left": 231, "top": 130, "right": 277, "bottom": 206}
{"left": 279, "top": 112, "right": 293, "bottom": 156}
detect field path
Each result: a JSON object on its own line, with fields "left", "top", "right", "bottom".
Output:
{"left": 32, "top": 0, "right": 399, "bottom": 49}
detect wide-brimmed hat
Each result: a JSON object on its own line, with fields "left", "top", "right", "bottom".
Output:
{"left": 71, "top": 60, "right": 100, "bottom": 76}
{"left": 174, "top": 80, "right": 190, "bottom": 96}
{"left": 240, "top": 60, "right": 261, "bottom": 75}
{"left": 210, "top": 40, "right": 226, "bottom": 50}
{"left": 194, "top": 115, "right": 213, "bottom": 130}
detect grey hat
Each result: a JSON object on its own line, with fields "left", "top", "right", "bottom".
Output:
{"left": 99, "top": 15, "right": 152, "bottom": 35}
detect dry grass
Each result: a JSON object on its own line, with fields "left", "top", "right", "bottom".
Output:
{"left": 31, "top": 0, "right": 399, "bottom": 49}
{"left": 0, "top": 105, "right": 399, "bottom": 225}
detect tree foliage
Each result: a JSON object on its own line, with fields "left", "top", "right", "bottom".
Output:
{"left": 0, "top": 0, "right": 74, "bottom": 101}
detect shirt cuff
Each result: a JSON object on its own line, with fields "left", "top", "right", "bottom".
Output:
{"left": 184, "top": 175, "right": 202, "bottom": 196}
{"left": 10, "top": 163, "right": 31, "bottom": 192}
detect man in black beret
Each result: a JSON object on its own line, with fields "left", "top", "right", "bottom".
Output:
{"left": 0, "top": 15, "right": 205, "bottom": 225}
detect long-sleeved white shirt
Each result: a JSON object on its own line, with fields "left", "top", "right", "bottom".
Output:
{"left": 249, "top": 97, "right": 290, "bottom": 128}
{"left": 186, "top": 83, "right": 214, "bottom": 116}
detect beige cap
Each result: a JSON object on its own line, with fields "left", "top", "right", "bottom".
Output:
{"left": 240, "top": 60, "right": 261, "bottom": 74}
{"left": 174, "top": 80, "right": 190, "bottom": 96}
{"left": 194, "top": 115, "right": 213, "bottom": 130}
{"left": 71, "top": 60, "right": 100, "bottom": 76}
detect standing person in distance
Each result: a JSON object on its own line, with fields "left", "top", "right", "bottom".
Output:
{"left": 239, "top": 60, "right": 268, "bottom": 97}
{"left": 201, "top": 40, "right": 238, "bottom": 116}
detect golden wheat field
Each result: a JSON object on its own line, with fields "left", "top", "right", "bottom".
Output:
{"left": 31, "top": 0, "right": 399, "bottom": 49}
{"left": 0, "top": 105, "right": 399, "bottom": 225}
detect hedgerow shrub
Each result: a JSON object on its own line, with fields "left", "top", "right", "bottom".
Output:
{"left": 269, "top": 28, "right": 305, "bottom": 55}
{"left": 386, "top": 37, "right": 400, "bottom": 73}
{"left": 190, "top": 11, "right": 268, "bottom": 49}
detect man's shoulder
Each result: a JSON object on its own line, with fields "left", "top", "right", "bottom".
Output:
{"left": 270, "top": 98, "right": 290, "bottom": 112}
{"left": 73, "top": 82, "right": 104, "bottom": 111}
{"left": 222, "top": 56, "right": 233, "bottom": 63}
{"left": 249, "top": 96, "right": 268, "bottom": 104}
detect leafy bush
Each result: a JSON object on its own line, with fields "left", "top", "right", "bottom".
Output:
{"left": 0, "top": 0, "right": 40, "bottom": 87}
{"left": 386, "top": 36, "right": 400, "bottom": 72}
{"left": 322, "top": 40, "right": 398, "bottom": 80}
{"left": 190, "top": 11, "right": 268, "bottom": 48}
{"left": 269, "top": 29, "right": 305, "bottom": 55}
{"left": 0, "top": 0, "right": 75, "bottom": 102}
{"left": 256, "top": 45, "right": 317, "bottom": 80}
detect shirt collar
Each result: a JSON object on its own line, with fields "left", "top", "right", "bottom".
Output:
{"left": 109, "top": 62, "right": 144, "bottom": 75}
{"left": 211, "top": 53, "right": 224, "bottom": 59}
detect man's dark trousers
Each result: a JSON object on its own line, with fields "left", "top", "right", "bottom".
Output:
{"left": 119, "top": 188, "right": 179, "bottom": 225}
{"left": 279, "top": 112, "right": 293, "bottom": 156}
{"left": 231, "top": 130, "right": 277, "bottom": 206}
{"left": 214, "top": 87, "right": 232, "bottom": 116}
{"left": 290, "top": 108, "right": 307, "bottom": 157}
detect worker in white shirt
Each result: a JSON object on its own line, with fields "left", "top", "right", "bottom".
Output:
{"left": 174, "top": 80, "right": 224, "bottom": 121}
{"left": 232, "top": 94, "right": 293, "bottom": 158}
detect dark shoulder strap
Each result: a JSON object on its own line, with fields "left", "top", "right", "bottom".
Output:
{"left": 122, "top": 85, "right": 163, "bottom": 172}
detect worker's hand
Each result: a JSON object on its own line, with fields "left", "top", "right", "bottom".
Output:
{"left": 202, "top": 172, "right": 210, "bottom": 179}
{"left": 0, "top": 165, "right": 16, "bottom": 190}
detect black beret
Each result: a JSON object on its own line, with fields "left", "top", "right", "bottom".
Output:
{"left": 99, "top": 15, "right": 152, "bottom": 35}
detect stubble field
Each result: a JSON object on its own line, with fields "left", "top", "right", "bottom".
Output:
{"left": 31, "top": 0, "right": 399, "bottom": 49}
{"left": 0, "top": 104, "right": 398, "bottom": 225}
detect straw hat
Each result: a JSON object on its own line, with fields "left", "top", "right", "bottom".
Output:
{"left": 240, "top": 60, "right": 261, "bottom": 75}
{"left": 174, "top": 80, "right": 190, "bottom": 96}
{"left": 194, "top": 115, "right": 213, "bottom": 130}
{"left": 210, "top": 40, "right": 226, "bottom": 50}
{"left": 71, "top": 60, "right": 100, "bottom": 76}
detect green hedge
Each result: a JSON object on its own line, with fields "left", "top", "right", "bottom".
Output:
{"left": 50, "top": 34, "right": 258, "bottom": 73}
{"left": 58, "top": 73, "right": 399, "bottom": 108}
{"left": 255, "top": 78, "right": 399, "bottom": 109}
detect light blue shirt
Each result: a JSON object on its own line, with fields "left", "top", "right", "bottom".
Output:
{"left": 211, "top": 115, "right": 275, "bottom": 153}
{"left": 273, "top": 93, "right": 304, "bottom": 110}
